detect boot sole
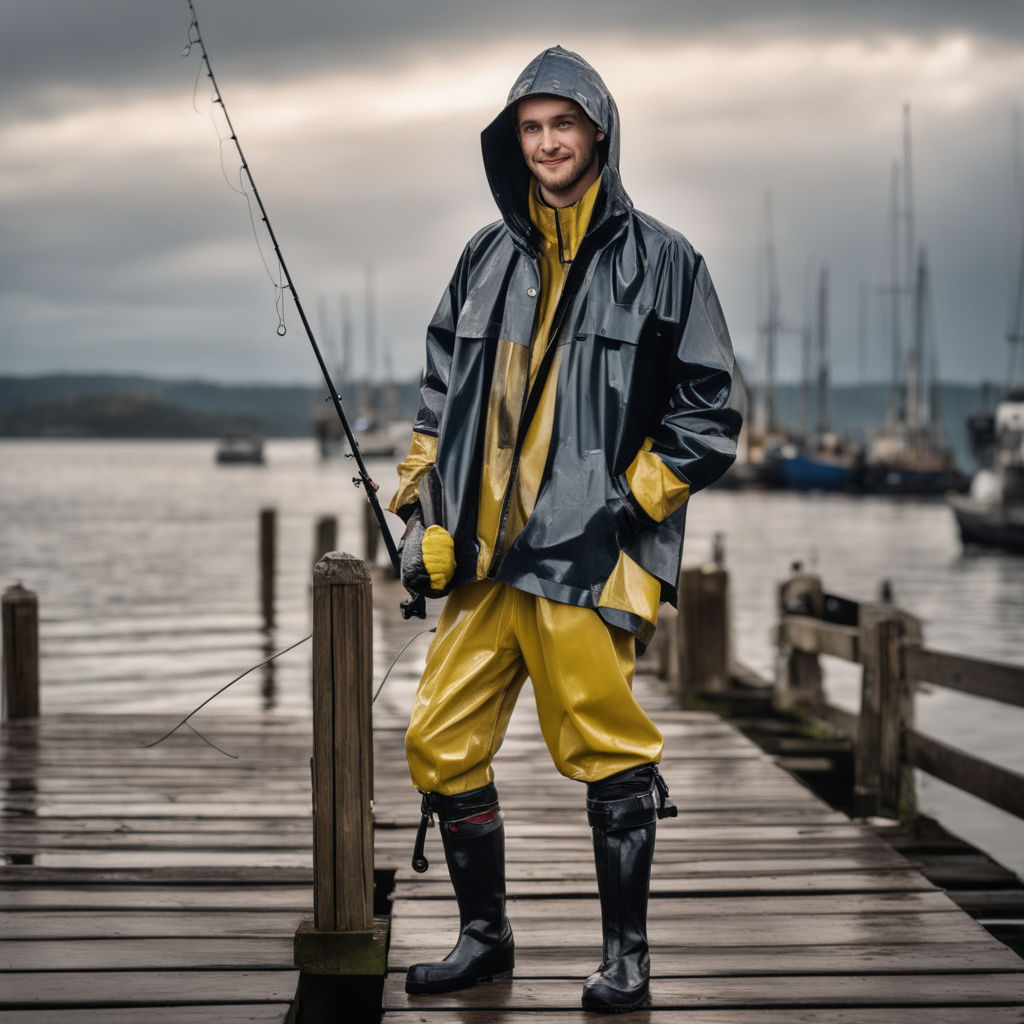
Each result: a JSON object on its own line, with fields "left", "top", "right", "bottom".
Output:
{"left": 405, "top": 968, "right": 513, "bottom": 995}
{"left": 581, "top": 991, "right": 651, "bottom": 1013}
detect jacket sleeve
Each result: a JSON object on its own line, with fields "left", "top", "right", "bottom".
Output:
{"left": 388, "top": 430, "right": 438, "bottom": 520}
{"left": 622, "top": 254, "right": 741, "bottom": 523}
{"left": 388, "top": 243, "right": 473, "bottom": 519}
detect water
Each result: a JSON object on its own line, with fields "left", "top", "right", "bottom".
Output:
{"left": 2, "top": 439, "right": 1022, "bottom": 877}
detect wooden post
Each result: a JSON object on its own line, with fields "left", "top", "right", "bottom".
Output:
{"left": 856, "top": 602, "right": 921, "bottom": 820}
{"left": 310, "top": 552, "right": 374, "bottom": 932}
{"left": 774, "top": 568, "right": 825, "bottom": 711}
{"left": 313, "top": 515, "right": 338, "bottom": 568}
{"left": 294, "top": 552, "right": 388, "bottom": 992}
{"left": 362, "top": 501, "right": 379, "bottom": 568}
{"left": 675, "top": 560, "right": 730, "bottom": 702}
{"left": 2, "top": 582, "right": 39, "bottom": 720}
{"left": 260, "top": 507, "right": 276, "bottom": 629}
{"left": 854, "top": 616, "right": 885, "bottom": 819}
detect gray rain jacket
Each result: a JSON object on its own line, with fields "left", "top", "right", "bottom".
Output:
{"left": 410, "top": 45, "right": 741, "bottom": 643}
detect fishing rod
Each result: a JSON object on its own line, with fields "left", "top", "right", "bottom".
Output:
{"left": 182, "top": 0, "right": 425, "bottom": 620}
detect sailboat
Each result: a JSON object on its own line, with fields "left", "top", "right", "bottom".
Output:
{"left": 775, "top": 266, "right": 864, "bottom": 490}
{"left": 313, "top": 266, "right": 398, "bottom": 460}
{"left": 742, "top": 193, "right": 796, "bottom": 487}
{"left": 863, "top": 105, "right": 965, "bottom": 495}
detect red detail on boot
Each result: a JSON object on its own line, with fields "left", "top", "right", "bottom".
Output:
{"left": 465, "top": 809, "right": 497, "bottom": 825}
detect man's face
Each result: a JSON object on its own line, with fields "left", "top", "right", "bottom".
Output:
{"left": 516, "top": 96, "right": 605, "bottom": 207}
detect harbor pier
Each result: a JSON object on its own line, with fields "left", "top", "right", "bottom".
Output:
{"left": 2, "top": 543, "right": 1023, "bottom": 1021}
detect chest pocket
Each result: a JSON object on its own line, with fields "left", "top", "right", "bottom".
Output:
{"left": 573, "top": 300, "right": 647, "bottom": 347}
{"left": 455, "top": 301, "right": 501, "bottom": 342}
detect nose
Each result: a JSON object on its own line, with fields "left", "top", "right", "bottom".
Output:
{"left": 540, "top": 127, "right": 560, "bottom": 152}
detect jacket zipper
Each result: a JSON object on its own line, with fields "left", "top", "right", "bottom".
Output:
{"left": 554, "top": 208, "right": 566, "bottom": 265}
{"left": 485, "top": 245, "right": 589, "bottom": 578}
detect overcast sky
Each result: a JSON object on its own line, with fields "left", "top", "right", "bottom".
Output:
{"left": 3, "top": 1, "right": 1023, "bottom": 391}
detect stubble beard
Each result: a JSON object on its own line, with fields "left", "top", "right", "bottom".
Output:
{"left": 535, "top": 145, "right": 599, "bottom": 203}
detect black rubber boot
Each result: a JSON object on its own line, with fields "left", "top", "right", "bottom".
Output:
{"left": 405, "top": 783, "right": 514, "bottom": 994}
{"left": 581, "top": 764, "right": 676, "bottom": 1013}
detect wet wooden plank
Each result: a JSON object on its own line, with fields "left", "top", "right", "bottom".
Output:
{"left": 0, "top": 938, "right": 295, "bottom": 971}
{"left": 386, "top": 941, "right": 1024, "bottom": 976}
{"left": 1, "top": 910, "right": 307, "bottom": 939}
{"left": 0, "top": 1008, "right": 292, "bottom": 1024}
{"left": 0, "top": 970, "right": 299, "bottom": 1008}
{"left": 384, "top": 972, "right": 1024, "bottom": 1010}
{"left": 381, "top": 1012, "right": 1024, "bottom": 1024}
{"left": 395, "top": 870, "right": 936, "bottom": 898}
{"left": 393, "top": 890, "right": 956, "bottom": 917}
{"left": 389, "top": 908, "right": 990, "bottom": 947}
{"left": 0, "top": 886, "right": 312, "bottom": 912}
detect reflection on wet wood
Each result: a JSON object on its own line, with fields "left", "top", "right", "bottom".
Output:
{"left": 0, "top": 711, "right": 307, "bottom": 1020}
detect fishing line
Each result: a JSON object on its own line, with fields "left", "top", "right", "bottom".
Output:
{"left": 142, "top": 627, "right": 436, "bottom": 757}
{"left": 141, "top": 631, "right": 311, "bottom": 751}
{"left": 374, "top": 628, "right": 436, "bottom": 704}
{"left": 185, "top": 720, "right": 239, "bottom": 760}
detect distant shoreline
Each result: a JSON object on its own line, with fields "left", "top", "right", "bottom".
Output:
{"left": 0, "top": 372, "right": 421, "bottom": 439}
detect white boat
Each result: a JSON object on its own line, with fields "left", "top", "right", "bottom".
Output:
{"left": 948, "top": 388, "right": 1024, "bottom": 553}
{"left": 215, "top": 432, "right": 264, "bottom": 465}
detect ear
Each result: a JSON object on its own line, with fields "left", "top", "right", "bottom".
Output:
{"left": 597, "top": 129, "right": 606, "bottom": 142}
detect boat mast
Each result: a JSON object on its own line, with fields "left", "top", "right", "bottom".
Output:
{"left": 903, "top": 104, "right": 926, "bottom": 434}
{"left": 361, "top": 263, "right": 377, "bottom": 423}
{"left": 887, "top": 161, "right": 905, "bottom": 427}
{"left": 1008, "top": 108, "right": 1024, "bottom": 388}
{"left": 759, "top": 191, "right": 781, "bottom": 437}
{"left": 816, "top": 265, "right": 831, "bottom": 439}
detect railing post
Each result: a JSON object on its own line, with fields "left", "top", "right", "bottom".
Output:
{"left": 362, "top": 501, "right": 379, "bottom": 569}
{"left": 854, "top": 603, "right": 921, "bottom": 820}
{"left": 260, "top": 507, "right": 276, "bottom": 629}
{"left": 774, "top": 567, "right": 824, "bottom": 711}
{"left": 294, "top": 552, "right": 388, "bottom": 1016}
{"left": 2, "top": 582, "right": 39, "bottom": 720}
{"left": 313, "top": 515, "right": 338, "bottom": 568}
{"left": 675, "top": 550, "right": 731, "bottom": 702}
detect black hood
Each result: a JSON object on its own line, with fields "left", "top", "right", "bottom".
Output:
{"left": 481, "top": 45, "right": 631, "bottom": 245}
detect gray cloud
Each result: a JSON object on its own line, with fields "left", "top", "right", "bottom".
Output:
{"left": 3, "top": 1, "right": 1023, "bottom": 393}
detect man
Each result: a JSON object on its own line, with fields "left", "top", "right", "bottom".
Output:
{"left": 390, "top": 45, "right": 740, "bottom": 1013}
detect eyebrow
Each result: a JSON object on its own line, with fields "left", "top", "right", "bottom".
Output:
{"left": 517, "top": 108, "right": 580, "bottom": 128}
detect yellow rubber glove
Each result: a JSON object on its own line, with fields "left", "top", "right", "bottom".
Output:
{"left": 420, "top": 525, "right": 456, "bottom": 592}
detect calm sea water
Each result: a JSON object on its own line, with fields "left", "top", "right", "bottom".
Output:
{"left": 1, "top": 438, "right": 1022, "bottom": 877}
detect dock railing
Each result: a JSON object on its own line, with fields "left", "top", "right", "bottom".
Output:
{"left": 661, "top": 549, "right": 1024, "bottom": 825}
{"left": 773, "top": 567, "right": 1024, "bottom": 822}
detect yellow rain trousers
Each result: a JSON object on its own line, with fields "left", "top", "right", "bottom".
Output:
{"left": 405, "top": 579, "right": 664, "bottom": 795}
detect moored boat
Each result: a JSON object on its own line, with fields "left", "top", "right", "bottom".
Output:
{"left": 948, "top": 388, "right": 1024, "bottom": 552}
{"left": 215, "top": 432, "right": 264, "bottom": 464}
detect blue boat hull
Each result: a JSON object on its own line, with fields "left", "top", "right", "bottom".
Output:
{"left": 778, "top": 454, "right": 860, "bottom": 491}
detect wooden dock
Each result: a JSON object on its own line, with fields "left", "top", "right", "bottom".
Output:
{"left": 1, "top": 712, "right": 311, "bottom": 1021}
{"left": 2, "top": 575, "right": 1024, "bottom": 1021}
{"left": 378, "top": 671, "right": 1024, "bottom": 1021}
